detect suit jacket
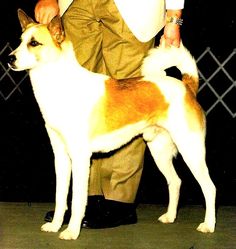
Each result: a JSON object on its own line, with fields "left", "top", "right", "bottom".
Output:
{"left": 58, "top": 0, "right": 184, "bottom": 42}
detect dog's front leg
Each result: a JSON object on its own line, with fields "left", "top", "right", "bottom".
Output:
{"left": 41, "top": 126, "right": 72, "bottom": 233}
{"left": 59, "top": 147, "right": 91, "bottom": 240}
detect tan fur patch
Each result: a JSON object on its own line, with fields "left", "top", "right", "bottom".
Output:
{"left": 91, "top": 78, "right": 169, "bottom": 136}
{"left": 182, "top": 74, "right": 199, "bottom": 96}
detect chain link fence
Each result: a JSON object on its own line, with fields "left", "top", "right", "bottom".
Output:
{"left": 1, "top": 42, "right": 235, "bottom": 118}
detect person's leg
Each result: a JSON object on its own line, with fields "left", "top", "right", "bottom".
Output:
{"left": 62, "top": 0, "right": 108, "bottom": 198}
{"left": 99, "top": 0, "right": 154, "bottom": 201}
{"left": 80, "top": 0, "right": 154, "bottom": 228}
{"left": 63, "top": 0, "right": 153, "bottom": 204}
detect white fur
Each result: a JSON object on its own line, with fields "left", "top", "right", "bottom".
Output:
{"left": 141, "top": 42, "right": 199, "bottom": 79}
{"left": 9, "top": 18, "right": 216, "bottom": 240}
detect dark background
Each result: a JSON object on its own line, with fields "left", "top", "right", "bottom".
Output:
{"left": 0, "top": 0, "right": 235, "bottom": 207}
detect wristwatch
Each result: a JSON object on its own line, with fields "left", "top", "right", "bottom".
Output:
{"left": 166, "top": 16, "right": 183, "bottom": 26}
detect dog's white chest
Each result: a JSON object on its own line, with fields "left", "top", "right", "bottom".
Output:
{"left": 29, "top": 65, "right": 106, "bottom": 134}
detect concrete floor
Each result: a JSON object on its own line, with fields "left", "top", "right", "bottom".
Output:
{"left": 0, "top": 202, "right": 235, "bottom": 249}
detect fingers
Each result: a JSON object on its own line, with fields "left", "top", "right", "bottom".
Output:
{"left": 34, "top": 0, "right": 59, "bottom": 24}
{"left": 160, "top": 35, "right": 181, "bottom": 48}
{"left": 160, "top": 26, "right": 181, "bottom": 48}
{"left": 170, "top": 38, "right": 181, "bottom": 48}
{"left": 35, "top": 9, "right": 54, "bottom": 24}
{"left": 35, "top": 7, "right": 58, "bottom": 24}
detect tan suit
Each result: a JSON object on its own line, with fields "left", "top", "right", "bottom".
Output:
{"left": 61, "top": 0, "right": 183, "bottom": 203}
{"left": 59, "top": 0, "right": 185, "bottom": 42}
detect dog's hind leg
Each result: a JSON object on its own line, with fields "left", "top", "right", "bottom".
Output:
{"left": 147, "top": 129, "right": 181, "bottom": 224}
{"left": 171, "top": 129, "right": 216, "bottom": 233}
{"left": 41, "top": 126, "right": 72, "bottom": 233}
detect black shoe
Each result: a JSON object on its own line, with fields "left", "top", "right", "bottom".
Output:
{"left": 81, "top": 195, "right": 105, "bottom": 228}
{"left": 82, "top": 200, "right": 137, "bottom": 229}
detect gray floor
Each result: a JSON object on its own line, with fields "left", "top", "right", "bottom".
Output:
{"left": 0, "top": 202, "right": 235, "bottom": 249}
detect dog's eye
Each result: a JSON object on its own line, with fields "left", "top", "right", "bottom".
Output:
{"left": 29, "top": 40, "right": 42, "bottom": 47}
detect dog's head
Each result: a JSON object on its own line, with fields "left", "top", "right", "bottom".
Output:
{"left": 8, "top": 9, "right": 65, "bottom": 71}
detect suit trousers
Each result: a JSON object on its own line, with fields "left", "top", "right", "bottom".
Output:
{"left": 62, "top": 0, "right": 154, "bottom": 203}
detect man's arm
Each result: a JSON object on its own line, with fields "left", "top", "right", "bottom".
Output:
{"left": 161, "top": 9, "right": 183, "bottom": 47}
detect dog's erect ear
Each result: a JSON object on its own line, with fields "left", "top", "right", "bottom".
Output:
{"left": 17, "top": 9, "right": 36, "bottom": 31}
{"left": 47, "top": 15, "right": 65, "bottom": 44}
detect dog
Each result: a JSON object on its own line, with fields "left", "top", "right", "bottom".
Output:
{"left": 8, "top": 9, "right": 216, "bottom": 240}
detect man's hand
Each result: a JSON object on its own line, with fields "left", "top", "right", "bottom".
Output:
{"left": 161, "top": 9, "right": 182, "bottom": 48}
{"left": 161, "top": 23, "right": 181, "bottom": 48}
{"left": 35, "top": 0, "right": 59, "bottom": 24}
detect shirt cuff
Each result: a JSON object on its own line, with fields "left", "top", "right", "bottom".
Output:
{"left": 165, "top": 0, "right": 185, "bottom": 10}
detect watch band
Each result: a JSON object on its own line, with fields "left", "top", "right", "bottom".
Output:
{"left": 166, "top": 16, "right": 183, "bottom": 26}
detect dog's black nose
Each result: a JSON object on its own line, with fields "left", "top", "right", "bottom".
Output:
{"left": 8, "top": 54, "right": 16, "bottom": 65}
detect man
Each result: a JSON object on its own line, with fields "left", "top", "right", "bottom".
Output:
{"left": 34, "top": 0, "right": 184, "bottom": 229}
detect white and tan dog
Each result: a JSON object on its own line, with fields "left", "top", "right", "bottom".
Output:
{"left": 8, "top": 9, "right": 216, "bottom": 240}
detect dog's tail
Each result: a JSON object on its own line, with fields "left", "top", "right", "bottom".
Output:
{"left": 141, "top": 41, "right": 199, "bottom": 95}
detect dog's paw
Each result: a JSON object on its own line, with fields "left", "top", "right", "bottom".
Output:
{"left": 59, "top": 228, "right": 80, "bottom": 240}
{"left": 41, "top": 222, "right": 61, "bottom": 233}
{"left": 158, "top": 213, "right": 175, "bottom": 224}
{"left": 197, "top": 222, "right": 215, "bottom": 233}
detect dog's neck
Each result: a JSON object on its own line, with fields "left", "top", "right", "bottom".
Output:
{"left": 29, "top": 39, "right": 108, "bottom": 100}
{"left": 30, "top": 40, "right": 90, "bottom": 80}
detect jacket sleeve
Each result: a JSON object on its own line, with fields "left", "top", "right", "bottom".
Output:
{"left": 165, "top": 0, "right": 185, "bottom": 10}
{"left": 58, "top": 0, "right": 73, "bottom": 16}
